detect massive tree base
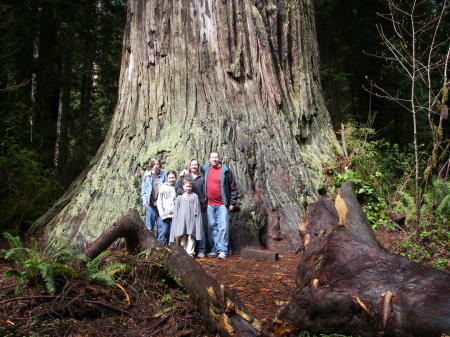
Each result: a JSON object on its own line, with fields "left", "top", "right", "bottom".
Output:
{"left": 275, "top": 182, "right": 450, "bottom": 337}
{"left": 87, "top": 183, "right": 450, "bottom": 337}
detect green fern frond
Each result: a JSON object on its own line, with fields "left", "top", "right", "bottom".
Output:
{"left": 51, "top": 248, "right": 75, "bottom": 263}
{"left": 4, "top": 247, "right": 39, "bottom": 262}
{"left": 40, "top": 266, "right": 56, "bottom": 295}
{"left": 86, "top": 250, "right": 112, "bottom": 270}
{"left": 72, "top": 253, "right": 89, "bottom": 264}
{"left": 86, "top": 271, "right": 116, "bottom": 287}
{"left": 30, "top": 237, "right": 39, "bottom": 251}
{"left": 436, "top": 194, "right": 449, "bottom": 216}
{"left": 103, "top": 262, "right": 128, "bottom": 276}
{"left": 3, "top": 232, "right": 23, "bottom": 249}
{"left": 52, "top": 263, "right": 76, "bottom": 278}
{"left": 3, "top": 269, "right": 23, "bottom": 278}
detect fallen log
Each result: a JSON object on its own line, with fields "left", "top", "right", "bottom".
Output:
{"left": 276, "top": 182, "right": 450, "bottom": 337}
{"left": 85, "top": 210, "right": 262, "bottom": 337}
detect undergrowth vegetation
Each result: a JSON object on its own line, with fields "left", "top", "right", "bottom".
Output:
{"left": 333, "top": 121, "right": 449, "bottom": 271}
{"left": 0, "top": 139, "right": 64, "bottom": 234}
{"left": 1, "top": 233, "right": 128, "bottom": 295}
{"left": 0, "top": 236, "right": 212, "bottom": 337}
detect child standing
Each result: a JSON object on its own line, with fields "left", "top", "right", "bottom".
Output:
{"left": 156, "top": 170, "right": 177, "bottom": 245}
{"left": 169, "top": 178, "right": 204, "bottom": 257}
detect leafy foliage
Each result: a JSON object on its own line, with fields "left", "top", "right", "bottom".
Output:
{"left": 80, "top": 250, "right": 129, "bottom": 287}
{"left": 1, "top": 233, "right": 129, "bottom": 294}
{"left": 334, "top": 169, "right": 389, "bottom": 229}
{"left": 334, "top": 121, "right": 417, "bottom": 228}
{"left": 2, "top": 233, "right": 75, "bottom": 294}
{"left": 394, "top": 179, "right": 450, "bottom": 269}
{"left": 0, "top": 138, "right": 63, "bottom": 233}
{"left": 334, "top": 121, "right": 449, "bottom": 270}
{"left": 0, "top": 0, "right": 125, "bottom": 232}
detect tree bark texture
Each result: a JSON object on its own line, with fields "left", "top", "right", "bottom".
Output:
{"left": 85, "top": 210, "right": 262, "bottom": 337}
{"left": 32, "top": 0, "right": 338, "bottom": 253}
{"left": 275, "top": 182, "right": 450, "bottom": 337}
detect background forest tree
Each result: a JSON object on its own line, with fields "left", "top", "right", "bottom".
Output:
{"left": 0, "top": 0, "right": 448, "bottom": 268}
{"left": 1, "top": 0, "right": 125, "bottom": 232}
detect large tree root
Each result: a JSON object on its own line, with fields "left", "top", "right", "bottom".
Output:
{"left": 85, "top": 210, "right": 262, "bottom": 337}
{"left": 275, "top": 182, "right": 450, "bottom": 337}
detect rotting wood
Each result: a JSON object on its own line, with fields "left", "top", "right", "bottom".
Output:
{"left": 275, "top": 182, "right": 450, "bottom": 337}
{"left": 85, "top": 210, "right": 262, "bottom": 337}
{"left": 240, "top": 247, "right": 279, "bottom": 261}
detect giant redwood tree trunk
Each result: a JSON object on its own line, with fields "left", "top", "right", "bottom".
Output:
{"left": 31, "top": 0, "right": 338, "bottom": 252}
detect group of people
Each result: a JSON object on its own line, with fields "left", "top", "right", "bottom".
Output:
{"left": 140, "top": 152, "right": 238, "bottom": 259}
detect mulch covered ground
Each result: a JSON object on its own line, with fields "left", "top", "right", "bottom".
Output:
{"left": 0, "top": 228, "right": 428, "bottom": 336}
{"left": 0, "top": 250, "right": 215, "bottom": 337}
{"left": 197, "top": 252, "right": 298, "bottom": 322}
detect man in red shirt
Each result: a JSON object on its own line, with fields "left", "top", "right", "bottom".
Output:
{"left": 202, "top": 152, "right": 238, "bottom": 259}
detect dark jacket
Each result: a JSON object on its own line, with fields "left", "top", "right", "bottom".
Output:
{"left": 202, "top": 163, "right": 238, "bottom": 207}
{"left": 175, "top": 173, "right": 206, "bottom": 209}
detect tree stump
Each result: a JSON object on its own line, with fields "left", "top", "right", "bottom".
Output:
{"left": 275, "top": 182, "right": 450, "bottom": 337}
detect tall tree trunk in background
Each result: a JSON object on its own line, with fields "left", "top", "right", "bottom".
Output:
{"left": 75, "top": 0, "right": 98, "bottom": 171}
{"left": 54, "top": 51, "right": 72, "bottom": 178}
{"left": 31, "top": 0, "right": 338, "bottom": 253}
{"left": 30, "top": 1, "right": 42, "bottom": 144}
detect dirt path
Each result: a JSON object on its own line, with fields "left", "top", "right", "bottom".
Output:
{"left": 195, "top": 229, "right": 409, "bottom": 323}
{"left": 197, "top": 252, "right": 299, "bottom": 322}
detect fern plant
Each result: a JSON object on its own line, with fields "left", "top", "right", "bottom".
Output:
{"left": 2, "top": 233, "right": 76, "bottom": 294}
{"left": 2, "top": 233, "right": 129, "bottom": 294}
{"left": 80, "top": 250, "right": 129, "bottom": 286}
{"left": 394, "top": 178, "right": 450, "bottom": 270}
{"left": 395, "top": 178, "right": 450, "bottom": 227}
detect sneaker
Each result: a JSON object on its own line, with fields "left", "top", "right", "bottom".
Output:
{"left": 207, "top": 252, "right": 217, "bottom": 257}
{"left": 197, "top": 252, "right": 205, "bottom": 258}
{"left": 218, "top": 252, "right": 227, "bottom": 259}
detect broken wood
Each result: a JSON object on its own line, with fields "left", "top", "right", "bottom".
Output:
{"left": 276, "top": 182, "right": 450, "bottom": 337}
{"left": 240, "top": 248, "right": 279, "bottom": 261}
{"left": 85, "top": 210, "right": 262, "bottom": 337}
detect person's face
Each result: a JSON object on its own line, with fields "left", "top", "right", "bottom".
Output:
{"left": 152, "top": 160, "right": 161, "bottom": 172}
{"left": 167, "top": 173, "right": 176, "bottom": 185}
{"left": 183, "top": 183, "right": 193, "bottom": 193}
{"left": 189, "top": 160, "right": 199, "bottom": 174}
{"left": 209, "top": 152, "right": 220, "bottom": 167}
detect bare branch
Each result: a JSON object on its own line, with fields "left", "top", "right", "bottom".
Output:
{"left": 0, "top": 79, "right": 30, "bottom": 92}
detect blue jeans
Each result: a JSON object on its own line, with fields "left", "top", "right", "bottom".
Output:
{"left": 207, "top": 205, "right": 230, "bottom": 255}
{"left": 145, "top": 205, "right": 164, "bottom": 235}
{"left": 196, "top": 208, "right": 208, "bottom": 254}
{"left": 157, "top": 218, "right": 171, "bottom": 245}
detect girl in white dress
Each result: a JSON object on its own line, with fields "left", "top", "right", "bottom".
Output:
{"left": 156, "top": 170, "right": 177, "bottom": 245}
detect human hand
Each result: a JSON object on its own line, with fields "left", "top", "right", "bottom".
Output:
{"left": 180, "top": 168, "right": 189, "bottom": 177}
{"left": 229, "top": 205, "right": 236, "bottom": 211}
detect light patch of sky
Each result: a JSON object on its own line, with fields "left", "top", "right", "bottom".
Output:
{"left": 190, "top": 0, "right": 217, "bottom": 45}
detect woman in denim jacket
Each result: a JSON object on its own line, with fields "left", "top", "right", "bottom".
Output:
{"left": 141, "top": 158, "right": 167, "bottom": 235}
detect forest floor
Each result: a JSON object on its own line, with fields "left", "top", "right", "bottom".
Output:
{"left": 0, "top": 228, "right": 440, "bottom": 336}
